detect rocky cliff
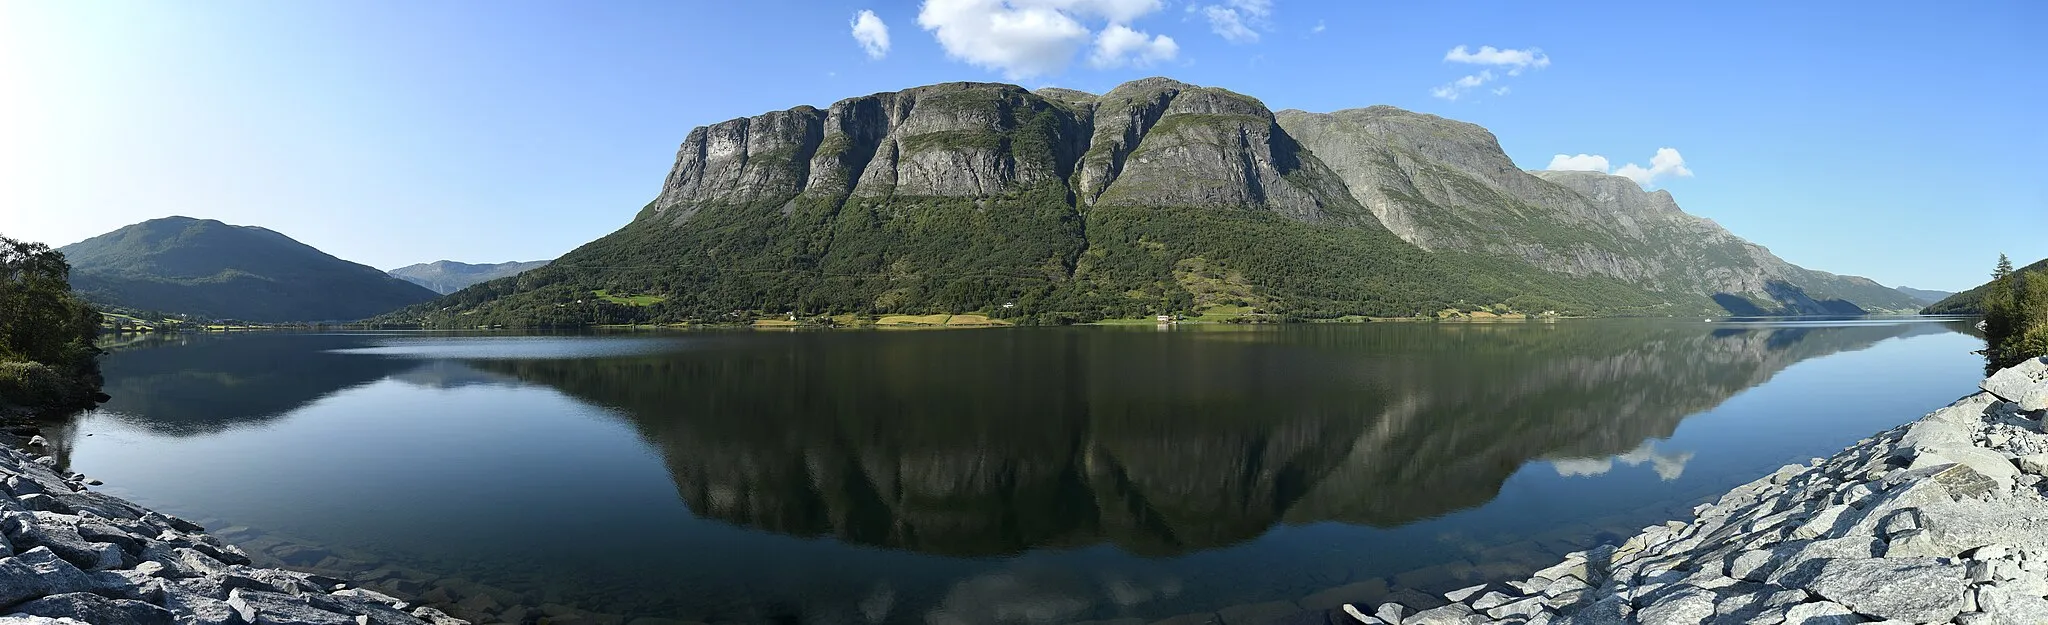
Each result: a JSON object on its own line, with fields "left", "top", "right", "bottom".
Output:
{"left": 1275, "top": 107, "right": 1917, "bottom": 314}
{"left": 395, "top": 78, "right": 1916, "bottom": 327}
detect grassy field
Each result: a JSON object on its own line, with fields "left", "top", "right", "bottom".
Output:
{"left": 873, "top": 314, "right": 1012, "bottom": 327}
{"left": 593, "top": 289, "right": 666, "bottom": 307}
{"left": 751, "top": 319, "right": 801, "bottom": 327}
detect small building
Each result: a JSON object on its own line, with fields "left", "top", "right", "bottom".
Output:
{"left": 1156, "top": 315, "right": 1173, "bottom": 323}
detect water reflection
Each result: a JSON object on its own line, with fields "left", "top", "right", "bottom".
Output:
{"left": 450, "top": 321, "right": 1953, "bottom": 556}
{"left": 87, "top": 333, "right": 415, "bottom": 436}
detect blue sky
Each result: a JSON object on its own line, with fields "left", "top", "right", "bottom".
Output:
{"left": 2, "top": 1, "right": 2040, "bottom": 290}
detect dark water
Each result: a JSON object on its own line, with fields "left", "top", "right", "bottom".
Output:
{"left": 50, "top": 320, "right": 1984, "bottom": 623}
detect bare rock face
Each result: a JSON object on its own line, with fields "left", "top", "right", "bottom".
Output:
{"left": 1087, "top": 79, "right": 1364, "bottom": 222}
{"left": 1275, "top": 107, "right": 1921, "bottom": 314}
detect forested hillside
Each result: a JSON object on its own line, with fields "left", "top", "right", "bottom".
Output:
{"left": 60, "top": 217, "right": 438, "bottom": 322}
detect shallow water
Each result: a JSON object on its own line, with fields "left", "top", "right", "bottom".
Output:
{"left": 50, "top": 319, "right": 1985, "bottom": 623}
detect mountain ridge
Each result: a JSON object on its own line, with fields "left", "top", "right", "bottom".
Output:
{"left": 386, "top": 77, "right": 1914, "bottom": 327}
{"left": 58, "top": 216, "right": 437, "bottom": 322}
{"left": 388, "top": 260, "right": 550, "bottom": 295}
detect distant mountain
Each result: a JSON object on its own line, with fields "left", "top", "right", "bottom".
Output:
{"left": 388, "top": 260, "right": 549, "bottom": 295}
{"left": 1924, "top": 257, "right": 2048, "bottom": 314}
{"left": 58, "top": 216, "right": 437, "bottom": 322}
{"left": 1893, "top": 286, "right": 1955, "bottom": 305}
{"left": 384, "top": 78, "right": 1917, "bottom": 328}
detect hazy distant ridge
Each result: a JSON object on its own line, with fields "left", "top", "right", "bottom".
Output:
{"left": 389, "top": 260, "right": 550, "bottom": 295}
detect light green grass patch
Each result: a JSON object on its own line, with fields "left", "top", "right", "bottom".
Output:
{"left": 593, "top": 289, "right": 666, "bottom": 307}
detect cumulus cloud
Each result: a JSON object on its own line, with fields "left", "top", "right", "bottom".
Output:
{"left": 851, "top": 10, "right": 892, "bottom": 59}
{"left": 919, "top": 0, "right": 1091, "bottom": 79}
{"left": 1546, "top": 148, "right": 1693, "bottom": 188}
{"left": 1546, "top": 153, "right": 1611, "bottom": 172}
{"left": 918, "top": 0, "right": 1174, "bottom": 79}
{"left": 1198, "top": 0, "right": 1271, "bottom": 44}
{"left": 1015, "top": 0, "right": 1163, "bottom": 22}
{"left": 1090, "top": 24, "right": 1178, "bottom": 68}
{"left": 1431, "top": 44, "right": 1548, "bottom": 101}
{"left": 1445, "top": 45, "right": 1551, "bottom": 75}
{"left": 1612, "top": 148, "right": 1694, "bottom": 187}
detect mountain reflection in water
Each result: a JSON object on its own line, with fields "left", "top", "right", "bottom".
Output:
{"left": 455, "top": 321, "right": 1951, "bottom": 556}
{"left": 48, "top": 320, "right": 1974, "bottom": 623}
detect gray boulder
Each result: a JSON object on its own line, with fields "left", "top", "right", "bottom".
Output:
{"left": 226, "top": 588, "right": 355, "bottom": 625}
{"left": 1781, "top": 600, "right": 1860, "bottom": 624}
{"left": 1982, "top": 357, "right": 2048, "bottom": 411}
{"left": 8, "top": 592, "right": 174, "bottom": 625}
{"left": 0, "top": 547, "right": 101, "bottom": 607}
{"left": 1802, "top": 557, "right": 1967, "bottom": 622}
{"left": 1632, "top": 585, "right": 1715, "bottom": 624}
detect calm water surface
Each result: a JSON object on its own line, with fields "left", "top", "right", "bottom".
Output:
{"left": 50, "top": 320, "right": 1984, "bottom": 623}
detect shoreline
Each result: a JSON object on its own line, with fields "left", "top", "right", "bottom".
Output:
{"left": 0, "top": 434, "right": 477, "bottom": 624}
{"left": 1333, "top": 356, "right": 2048, "bottom": 624}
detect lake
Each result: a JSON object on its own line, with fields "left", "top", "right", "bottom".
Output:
{"left": 45, "top": 319, "right": 1985, "bottom": 624}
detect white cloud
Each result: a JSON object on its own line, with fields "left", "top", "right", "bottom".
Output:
{"left": 1544, "top": 148, "right": 1694, "bottom": 188}
{"left": 1199, "top": 0, "right": 1271, "bottom": 44}
{"left": 1444, "top": 45, "right": 1550, "bottom": 71}
{"left": 1430, "top": 70, "right": 1495, "bottom": 101}
{"left": 1014, "top": 0, "right": 1162, "bottom": 23}
{"left": 1431, "top": 44, "right": 1548, "bottom": 101}
{"left": 1310, "top": 20, "right": 1325, "bottom": 34}
{"left": 917, "top": 0, "right": 1174, "bottom": 79}
{"left": 918, "top": 0, "right": 1092, "bottom": 79}
{"left": 1546, "top": 153, "right": 1610, "bottom": 172}
{"left": 1090, "top": 24, "right": 1178, "bottom": 68}
{"left": 851, "top": 10, "right": 892, "bottom": 59}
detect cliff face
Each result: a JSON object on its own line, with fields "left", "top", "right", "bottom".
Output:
{"left": 1275, "top": 108, "right": 1919, "bottom": 314}
{"left": 402, "top": 77, "right": 1916, "bottom": 325}
{"left": 647, "top": 79, "right": 1363, "bottom": 225}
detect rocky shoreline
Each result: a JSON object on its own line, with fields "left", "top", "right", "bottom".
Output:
{"left": 0, "top": 435, "right": 469, "bottom": 625}
{"left": 1336, "top": 356, "right": 2048, "bottom": 625}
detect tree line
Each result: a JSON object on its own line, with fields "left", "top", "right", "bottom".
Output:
{"left": 1982, "top": 253, "right": 2048, "bottom": 370}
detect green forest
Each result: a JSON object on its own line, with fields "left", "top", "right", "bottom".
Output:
{"left": 1979, "top": 254, "right": 2048, "bottom": 369}
{"left": 0, "top": 236, "right": 104, "bottom": 413}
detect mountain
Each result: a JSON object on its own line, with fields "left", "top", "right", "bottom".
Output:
{"left": 1894, "top": 286, "right": 1955, "bottom": 305}
{"left": 1273, "top": 107, "right": 1918, "bottom": 315}
{"left": 1923, "top": 257, "right": 2048, "bottom": 314}
{"left": 388, "top": 260, "right": 549, "bottom": 295}
{"left": 389, "top": 78, "right": 1913, "bottom": 327}
{"left": 58, "top": 216, "right": 438, "bottom": 322}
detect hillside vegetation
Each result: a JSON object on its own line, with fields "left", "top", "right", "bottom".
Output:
{"left": 60, "top": 216, "right": 438, "bottom": 322}
{"left": 1925, "top": 256, "right": 2048, "bottom": 315}
{"left": 0, "top": 236, "right": 103, "bottom": 413}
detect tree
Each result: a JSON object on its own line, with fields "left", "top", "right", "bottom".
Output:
{"left": 0, "top": 236, "right": 103, "bottom": 410}
{"left": 1981, "top": 253, "right": 2048, "bottom": 371}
